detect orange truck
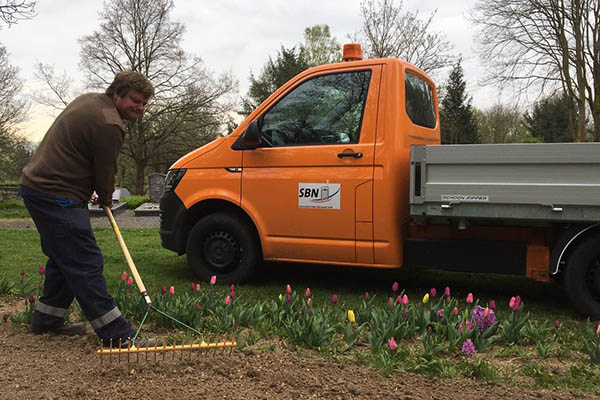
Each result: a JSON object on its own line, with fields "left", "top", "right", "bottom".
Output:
{"left": 159, "top": 44, "right": 600, "bottom": 318}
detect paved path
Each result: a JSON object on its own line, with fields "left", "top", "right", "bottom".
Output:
{"left": 0, "top": 210, "right": 160, "bottom": 230}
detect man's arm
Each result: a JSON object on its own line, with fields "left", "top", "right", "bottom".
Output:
{"left": 92, "top": 125, "right": 124, "bottom": 207}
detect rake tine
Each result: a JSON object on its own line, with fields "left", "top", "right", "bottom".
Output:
{"left": 109, "top": 338, "right": 113, "bottom": 364}
{"left": 100, "top": 340, "right": 103, "bottom": 365}
{"left": 127, "top": 339, "right": 131, "bottom": 364}
{"left": 118, "top": 338, "right": 122, "bottom": 363}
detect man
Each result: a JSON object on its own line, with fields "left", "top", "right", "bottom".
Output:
{"left": 20, "top": 71, "right": 153, "bottom": 346}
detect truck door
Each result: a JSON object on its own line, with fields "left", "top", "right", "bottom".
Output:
{"left": 241, "top": 67, "right": 381, "bottom": 264}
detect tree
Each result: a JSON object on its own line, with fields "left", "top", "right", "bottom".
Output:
{"left": 299, "top": 24, "right": 341, "bottom": 67}
{"left": 470, "top": 0, "right": 600, "bottom": 142}
{"left": 476, "top": 104, "right": 524, "bottom": 143}
{"left": 439, "top": 60, "right": 480, "bottom": 144}
{"left": 355, "top": 0, "right": 453, "bottom": 73}
{"left": 0, "top": 0, "right": 35, "bottom": 27}
{"left": 523, "top": 92, "right": 572, "bottom": 143}
{"left": 76, "top": 0, "right": 236, "bottom": 194}
{"left": 241, "top": 46, "right": 309, "bottom": 116}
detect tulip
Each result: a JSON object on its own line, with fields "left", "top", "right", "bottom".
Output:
{"left": 430, "top": 288, "right": 437, "bottom": 297}
{"left": 307, "top": 298, "right": 312, "bottom": 307}
{"left": 436, "top": 309, "right": 444, "bottom": 319}
{"left": 331, "top": 294, "right": 338, "bottom": 304}
{"left": 308, "top": 309, "right": 314, "bottom": 317}
{"left": 127, "top": 277, "right": 133, "bottom": 286}
{"left": 555, "top": 320, "right": 561, "bottom": 329}
{"left": 509, "top": 297, "right": 516, "bottom": 309}
{"left": 402, "top": 294, "right": 408, "bottom": 305}
{"left": 285, "top": 293, "right": 291, "bottom": 303}
{"left": 444, "top": 286, "right": 451, "bottom": 298}
{"left": 39, "top": 265, "right": 45, "bottom": 275}
{"left": 396, "top": 295, "right": 402, "bottom": 305}
{"left": 453, "top": 306, "right": 459, "bottom": 315}
{"left": 466, "top": 320, "right": 473, "bottom": 331}
{"left": 210, "top": 275, "right": 216, "bottom": 285}
{"left": 28, "top": 294, "right": 35, "bottom": 304}
{"left": 596, "top": 324, "right": 600, "bottom": 335}
{"left": 195, "top": 303, "right": 200, "bottom": 311}
{"left": 20, "top": 268, "right": 26, "bottom": 276}
{"left": 286, "top": 284, "right": 292, "bottom": 294}
{"left": 121, "top": 271, "right": 127, "bottom": 281}
{"left": 392, "top": 281, "right": 399, "bottom": 293}
{"left": 161, "top": 285, "right": 167, "bottom": 294}
{"left": 423, "top": 293, "right": 430, "bottom": 304}
{"left": 305, "top": 288, "right": 311, "bottom": 297}
{"left": 190, "top": 282, "right": 195, "bottom": 291}
{"left": 388, "top": 337, "right": 397, "bottom": 350}
{"left": 483, "top": 307, "right": 490, "bottom": 318}
{"left": 489, "top": 300, "right": 496, "bottom": 310}
{"left": 402, "top": 309, "right": 407, "bottom": 318}
{"left": 196, "top": 283, "right": 201, "bottom": 292}
{"left": 348, "top": 310, "right": 356, "bottom": 323}
{"left": 466, "top": 293, "right": 473, "bottom": 303}
{"left": 225, "top": 295, "right": 231, "bottom": 306}
{"left": 278, "top": 294, "right": 283, "bottom": 301}
{"left": 169, "top": 286, "right": 175, "bottom": 295}
{"left": 388, "top": 297, "right": 394, "bottom": 307}
{"left": 364, "top": 292, "right": 370, "bottom": 301}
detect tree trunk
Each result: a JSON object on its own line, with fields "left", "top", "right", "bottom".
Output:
{"left": 135, "top": 159, "right": 146, "bottom": 195}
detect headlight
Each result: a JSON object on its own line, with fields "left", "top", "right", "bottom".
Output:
{"left": 163, "top": 169, "right": 187, "bottom": 193}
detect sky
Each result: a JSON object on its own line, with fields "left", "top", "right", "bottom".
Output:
{"left": 1, "top": 0, "right": 494, "bottom": 142}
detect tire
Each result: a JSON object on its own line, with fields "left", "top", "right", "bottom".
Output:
{"left": 564, "top": 235, "right": 600, "bottom": 319}
{"left": 186, "top": 213, "right": 260, "bottom": 284}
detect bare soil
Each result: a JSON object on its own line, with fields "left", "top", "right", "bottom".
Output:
{"left": 0, "top": 312, "right": 596, "bottom": 400}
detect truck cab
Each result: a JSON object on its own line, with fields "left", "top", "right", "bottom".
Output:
{"left": 159, "top": 44, "right": 439, "bottom": 282}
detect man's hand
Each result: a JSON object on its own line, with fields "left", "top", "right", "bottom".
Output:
{"left": 101, "top": 201, "right": 114, "bottom": 209}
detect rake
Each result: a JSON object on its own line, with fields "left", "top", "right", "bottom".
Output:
{"left": 98, "top": 206, "right": 236, "bottom": 362}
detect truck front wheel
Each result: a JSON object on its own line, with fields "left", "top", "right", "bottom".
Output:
{"left": 564, "top": 235, "right": 600, "bottom": 319}
{"left": 186, "top": 213, "right": 260, "bottom": 283}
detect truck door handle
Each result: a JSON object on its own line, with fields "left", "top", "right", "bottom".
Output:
{"left": 337, "top": 152, "right": 363, "bottom": 159}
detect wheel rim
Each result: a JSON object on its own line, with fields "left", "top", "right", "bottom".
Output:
{"left": 585, "top": 255, "right": 600, "bottom": 302}
{"left": 202, "top": 231, "right": 241, "bottom": 273}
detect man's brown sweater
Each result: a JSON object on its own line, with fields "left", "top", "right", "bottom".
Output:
{"left": 21, "top": 93, "right": 125, "bottom": 205}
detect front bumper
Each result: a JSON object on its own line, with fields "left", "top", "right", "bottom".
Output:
{"left": 159, "top": 191, "right": 186, "bottom": 254}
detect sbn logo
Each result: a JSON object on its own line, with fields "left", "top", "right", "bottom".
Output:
{"left": 299, "top": 188, "right": 320, "bottom": 198}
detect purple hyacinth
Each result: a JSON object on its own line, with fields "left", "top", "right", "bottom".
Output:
{"left": 462, "top": 339, "right": 476, "bottom": 356}
{"left": 471, "top": 305, "right": 496, "bottom": 332}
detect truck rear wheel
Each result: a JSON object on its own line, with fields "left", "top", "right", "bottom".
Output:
{"left": 564, "top": 235, "right": 600, "bottom": 319}
{"left": 186, "top": 213, "right": 260, "bottom": 283}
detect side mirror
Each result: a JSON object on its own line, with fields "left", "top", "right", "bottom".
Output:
{"left": 242, "top": 119, "right": 261, "bottom": 148}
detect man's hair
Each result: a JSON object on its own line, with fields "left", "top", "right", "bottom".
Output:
{"left": 105, "top": 71, "right": 154, "bottom": 98}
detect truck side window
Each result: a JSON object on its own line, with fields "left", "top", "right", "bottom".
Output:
{"left": 261, "top": 70, "right": 372, "bottom": 146}
{"left": 405, "top": 72, "right": 436, "bottom": 129}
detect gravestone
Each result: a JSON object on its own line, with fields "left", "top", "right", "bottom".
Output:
{"left": 149, "top": 173, "right": 166, "bottom": 203}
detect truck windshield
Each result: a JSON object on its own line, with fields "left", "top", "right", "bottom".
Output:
{"left": 261, "top": 70, "right": 372, "bottom": 146}
{"left": 405, "top": 72, "right": 436, "bottom": 129}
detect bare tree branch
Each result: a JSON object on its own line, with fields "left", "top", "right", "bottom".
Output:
{"left": 0, "top": 0, "right": 36, "bottom": 28}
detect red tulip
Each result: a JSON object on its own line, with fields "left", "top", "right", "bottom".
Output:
{"left": 489, "top": 300, "right": 496, "bottom": 310}
{"left": 161, "top": 286, "right": 167, "bottom": 294}
{"left": 20, "top": 268, "right": 26, "bottom": 276}
{"left": 286, "top": 284, "right": 292, "bottom": 294}
{"left": 364, "top": 292, "right": 370, "bottom": 301}
{"left": 195, "top": 303, "right": 201, "bottom": 311}
{"left": 391, "top": 281, "right": 399, "bottom": 293}
{"left": 305, "top": 288, "right": 311, "bottom": 298}
{"left": 466, "top": 293, "right": 474, "bottom": 303}
{"left": 388, "top": 337, "right": 397, "bottom": 350}
{"left": 190, "top": 282, "right": 195, "bottom": 291}
{"left": 28, "top": 295, "right": 35, "bottom": 304}
{"left": 444, "top": 286, "right": 451, "bottom": 298}
{"left": 430, "top": 288, "right": 437, "bottom": 297}
{"left": 225, "top": 295, "right": 231, "bottom": 306}
{"left": 39, "top": 265, "right": 45, "bottom": 275}
{"left": 169, "top": 286, "right": 175, "bottom": 295}
{"left": 121, "top": 271, "right": 127, "bottom": 281}
{"left": 331, "top": 294, "right": 338, "bottom": 304}
{"left": 210, "top": 275, "right": 216, "bottom": 285}
{"left": 196, "top": 284, "right": 201, "bottom": 292}
{"left": 127, "top": 277, "right": 133, "bottom": 286}
{"left": 307, "top": 298, "right": 312, "bottom": 307}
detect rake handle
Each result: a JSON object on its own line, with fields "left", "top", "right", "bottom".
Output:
{"left": 104, "top": 206, "right": 151, "bottom": 304}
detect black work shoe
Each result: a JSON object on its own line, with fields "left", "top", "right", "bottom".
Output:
{"left": 31, "top": 322, "right": 88, "bottom": 336}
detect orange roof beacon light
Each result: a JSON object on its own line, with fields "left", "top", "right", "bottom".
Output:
{"left": 342, "top": 43, "right": 362, "bottom": 61}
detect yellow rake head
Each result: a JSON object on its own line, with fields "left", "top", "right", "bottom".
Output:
{"left": 98, "top": 335, "right": 236, "bottom": 364}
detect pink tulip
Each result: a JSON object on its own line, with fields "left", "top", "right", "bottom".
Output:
{"left": 196, "top": 284, "right": 201, "bottom": 292}
{"left": 169, "top": 286, "right": 175, "bottom": 295}
{"left": 444, "top": 286, "right": 451, "bottom": 298}
{"left": 430, "top": 288, "right": 437, "bottom": 297}
{"left": 190, "top": 282, "right": 195, "bottom": 291}
{"left": 392, "top": 281, "right": 399, "bottom": 293}
{"left": 121, "top": 271, "right": 127, "bottom": 281}
{"left": 596, "top": 324, "right": 600, "bottom": 335}
{"left": 459, "top": 323, "right": 463, "bottom": 334}
{"left": 305, "top": 288, "right": 311, "bottom": 298}
{"left": 402, "top": 309, "right": 407, "bottom": 318}
{"left": 466, "top": 293, "right": 474, "bottom": 304}
{"left": 466, "top": 320, "right": 473, "bottom": 331}
{"left": 225, "top": 295, "right": 231, "bottom": 305}
{"left": 388, "top": 337, "right": 397, "bottom": 350}
{"left": 308, "top": 309, "right": 314, "bottom": 317}
{"left": 161, "top": 286, "right": 167, "bottom": 294}
{"left": 286, "top": 284, "right": 292, "bottom": 294}
{"left": 509, "top": 297, "right": 516, "bottom": 309}
{"left": 286, "top": 293, "right": 291, "bottom": 303}
{"left": 388, "top": 297, "right": 394, "bottom": 307}
{"left": 402, "top": 294, "right": 408, "bottom": 305}
{"left": 28, "top": 294, "right": 35, "bottom": 304}
{"left": 127, "top": 277, "right": 133, "bottom": 286}
{"left": 555, "top": 320, "right": 560, "bottom": 329}
{"left": 396, "top": 295, "right": 402, "bottom": 305}
{"left": 195, "top": 303, "right": 201, "bottom": 311}
{"left": 331, "top": 294, "right": 338, "bottom": 304}
{"left": 307, "top": 298, "right": 312, "bottom": 307}
{"left": 20, "top": 268, "right": 25, "bottom": 276}
{"left": 489, "top": 300, "right": 496, "bottom": 310}
{"left": 483, "top": 307, "right": 490, "bottom": 318}
{"left": 210, "top": 275, "right": 216, "bottom": 285}
{"left": 364, "top": 292, "right": 370, "bottom": 301}
{"left": 453, "top": 306, "right": 458, "bottom": 315}
{"left": 39, "top": 265, "right": 45, "bottom": 275}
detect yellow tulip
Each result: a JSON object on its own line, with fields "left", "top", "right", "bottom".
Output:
{"left": 278, "top": 294, "right": 283, "bottom": 301}
{"left": 423, "top": 293, "right": 430, "bottom": 304}
{"left": 347, "top": 310, "right": 356, "bottom": 323}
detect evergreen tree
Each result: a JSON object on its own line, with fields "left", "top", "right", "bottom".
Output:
{"left": 241, "top": 46, "right": 309, "bottom": 116}
{"left": 439, "top": 60, "right": 480, "bottom": 144}
{"left": 523, "top": 92, "right": 571, "bottom": 143}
